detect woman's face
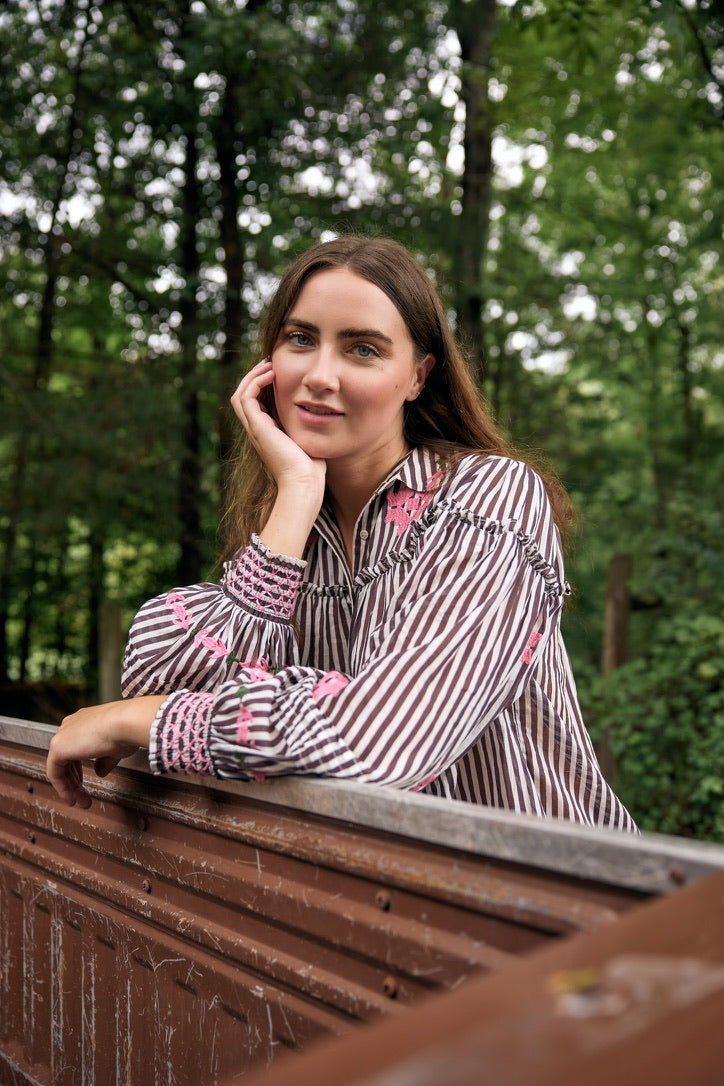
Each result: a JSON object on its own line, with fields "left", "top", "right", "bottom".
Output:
{"left": 271, "top": 267, "right": 432, "bottom": 478}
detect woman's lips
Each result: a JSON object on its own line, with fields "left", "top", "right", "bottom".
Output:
{"left": 296, "top": 402, "right": 344, "bottom": 417}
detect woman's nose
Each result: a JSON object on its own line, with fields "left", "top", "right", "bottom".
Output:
{"left": 303, "top": 346, "right": 339, "bottom": 391}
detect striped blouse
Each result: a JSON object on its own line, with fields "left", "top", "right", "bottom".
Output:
{"left": 121, "top": 447, "right": 636, "bottom": 831}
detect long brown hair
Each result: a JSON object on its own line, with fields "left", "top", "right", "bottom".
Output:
{"left": 219, "top": 235, "right": 576, "bottom": 559}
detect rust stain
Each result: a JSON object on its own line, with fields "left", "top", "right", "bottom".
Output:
{"left": 2, "top": 722, "right": 723, "bottom": 1085}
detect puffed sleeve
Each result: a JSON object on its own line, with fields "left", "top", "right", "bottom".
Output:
{"left": 147, "top": 459, "right": 570, "bottom": 790}
{"left": 121, "top": 534, "right": 305, "bottom": 697}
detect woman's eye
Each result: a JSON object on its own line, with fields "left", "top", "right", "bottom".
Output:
{"left": 288, "top": 332, "right": 312, "bottom": 347}
{"left": 353, "top": 343, "right": 378, "bottom": 359}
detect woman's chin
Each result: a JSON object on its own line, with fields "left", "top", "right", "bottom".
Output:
{"left": 282, "top": 427, "right": 338, "bottom": 462}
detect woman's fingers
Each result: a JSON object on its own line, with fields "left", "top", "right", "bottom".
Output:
{"left": 231, "top": 358, "right": 291, "bottom": 460}
{"left": 230, "top": 358, "right": 274, "bottom": 426}
{"left": 46, "top": 700, "right": 154, "bottom": 807}
{"left": 46, "top": 749, "right": 92, "bottom": 808}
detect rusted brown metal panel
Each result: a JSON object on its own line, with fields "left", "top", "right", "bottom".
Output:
{"left": 243, "top": 869, "right": 724, "bottom": 1086}
{"left": 1, "top": 717, "right": 723, "bottom": 1085}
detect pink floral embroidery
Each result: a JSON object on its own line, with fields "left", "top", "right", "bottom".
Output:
{"left": 312, "top": 671, "right": 350, "bottom": 700}
{"left": 250, "top": 770, "right": 266, "bottom": 782}
{"left": 235, "top": 705, "right": 254, "bottom": 743}
{"left": 412, "top": 771, "right": 438, "bottom": 793}
{"left": 193, "top": 629, "right": 230, "bottom": 659}
{"left": 385, "top": 468, "right": 444, "bottom": 536}
{"left": 521, "top": 631, "right": 543, "bottom": 665}
{"left": 165, "top": 591, "right": 192, "bottom": 631}
{"left": 240, "top": 658, "right": 271, "bottom": 682}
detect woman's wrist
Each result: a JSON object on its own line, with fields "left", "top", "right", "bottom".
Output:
{"left": 259, "top": 484, "right": 323, "bottom": 559}
{"left": 111, "top": 695, "right": 166, "bottom": 749}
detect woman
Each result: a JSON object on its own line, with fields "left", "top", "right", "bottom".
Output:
{"left": 47, "top": 235, "right": 635, "bottom": 831}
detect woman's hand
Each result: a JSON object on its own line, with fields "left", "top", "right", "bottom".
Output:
{"left": 46, "top": 696, "right": 165, "bottom": 809}
{"left": 231, "top": 359, "right": 326, "bottom": 558}
{"left": 231, "top": 359, "right": 326, "bottom": 495}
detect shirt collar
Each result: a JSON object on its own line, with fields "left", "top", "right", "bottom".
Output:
{"left": 315, "top": 446, "right": 443, "bottom": 543}
{"left": 376, "top": 445, "right": 442, "bottom": 497}
{"left": 314, "top": 443, "right": 445, "bottom": 556}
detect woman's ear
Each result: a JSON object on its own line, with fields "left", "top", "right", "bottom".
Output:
{"left": 406, "top": 353, "right": 435, "bottom": 401}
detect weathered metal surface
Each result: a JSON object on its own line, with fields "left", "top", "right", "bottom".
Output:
{"left": 1, "top": 717, "right": 723, "bottom": 1085}
{"left": 242, "top": 869, "right": 724, "bottom": 1086}
{"left": 3, "top": 716, "right": 720, "bottom": 896}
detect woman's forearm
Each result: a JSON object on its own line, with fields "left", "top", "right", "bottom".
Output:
{"left": 258, "top": 483, "right": 323, "bottom": 560}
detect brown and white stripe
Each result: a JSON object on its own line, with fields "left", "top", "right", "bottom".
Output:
{"left": 122, "top": 448, "right": 636, "bottom": 833}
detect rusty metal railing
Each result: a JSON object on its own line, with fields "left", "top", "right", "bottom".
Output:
{"left": 2, "top": 715, "right": 723, "bottom": 1085}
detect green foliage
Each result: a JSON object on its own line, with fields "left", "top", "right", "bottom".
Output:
{"left": 1, "top": 0, "right": 722, "bottom": 840}
{"left": 587, "top": 609, "right": 724, "bottom": 842}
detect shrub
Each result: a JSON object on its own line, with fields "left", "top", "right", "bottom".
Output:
{"left": 586, "top": 610, "right": 724, "bottom": 842}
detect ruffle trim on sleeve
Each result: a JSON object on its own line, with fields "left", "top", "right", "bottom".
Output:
{"left": 428, "top": 498, "right": 570, "bottom": 600}
{"left": 515, "top": 530, "right": 571, "bottom": 599}
{"left": 354, "top": 498, "right": 569, "bottom": 601}
{"left": 222, "top": 534, "right": 305, "bottom": 620}
{"left": 150, "top": 690, "right": 214, "bottom": 774}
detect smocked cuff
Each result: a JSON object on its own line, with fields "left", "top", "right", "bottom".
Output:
{"left": 149, "top": 690, "right": 214, "bottom": 775}
{"left": 222, "top": 534, "right": 305, "bottom": 620}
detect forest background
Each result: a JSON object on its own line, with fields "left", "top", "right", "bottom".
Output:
{"left": 1, "top": 0, "right": 722, "bottom": 840}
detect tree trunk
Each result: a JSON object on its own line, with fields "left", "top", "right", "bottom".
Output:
{"left": 52, "top": 530, "right": 70, "bottom": 664}
{"left": 216, "top": 70, "right": 246, "bottom": 497}
{"left": 598, "top": 552, "right": 632, "bottom": 783}
{"left": 451, "top": 0, "right": 497, "bottom": 386}
{"left": 176, "top": 135, "right": 203, "bottom": 584}
{"left": 175, "top": 6, "right": 204, "bottom": 585}
{"left": 602, "top": 553, "right": 632, "bottom": 674}
{"left": 642, "top": 304, "right": 669, "bottom": 532}
{"left": 87, "top": 530, "right": 104, "bottom": 699}
{"left": 0, "top": 231, "right": 61, "bottom": 681}
{"left": 0, "top": 442, "right": 28, "bottom": 681}
{"left": 17, "top": 543, "right": 38, "bottom": 685}
{"left": 675, "top": 315, "right": 695, "bottom": 459}
{"left": 99, "top": 600, "right": 123, "bottom": 703}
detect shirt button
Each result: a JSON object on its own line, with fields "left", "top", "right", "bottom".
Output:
{"left": 359, "top": 529, "right": 369, "bottom": 540}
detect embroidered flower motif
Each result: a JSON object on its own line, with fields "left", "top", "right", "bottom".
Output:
{"left": 235, "top": 704, "right": 254, "bottom": 743}
{"left": 312, "top": 671, "right": 350, "bottom": 700}
{"left": 240, "top": 657, "right": 271, "bottom": 682}
{"left": 165, "top": 591, "right": 193, "bottom": 631}
{"left": 250, "top": 770, "right": 267, "bottom": 782}
{"left": 384, "top": 468, "right": 444, "bottom": 536}
{"left": 426, "top": 467, "right": 444, "bottom": 490}
{"left": 521, "top": 631, "right": 543, "bottom": 665}
{"left": 193, "top": 629, "right": 230, "bottom": 659}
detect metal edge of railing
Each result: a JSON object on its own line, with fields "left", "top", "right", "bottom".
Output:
{"left": 3, "top": 714, "right": 724, "bottom": 896}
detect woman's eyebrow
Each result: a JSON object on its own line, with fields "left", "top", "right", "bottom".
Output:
{"left": 282, "top": 318, "right": 393, "bottom": 346}
{"left": 282, "top": 317, "right": 317, "bottom": 333}
{"left": 339, "top": 327, "right": 393, "bottom": 345}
